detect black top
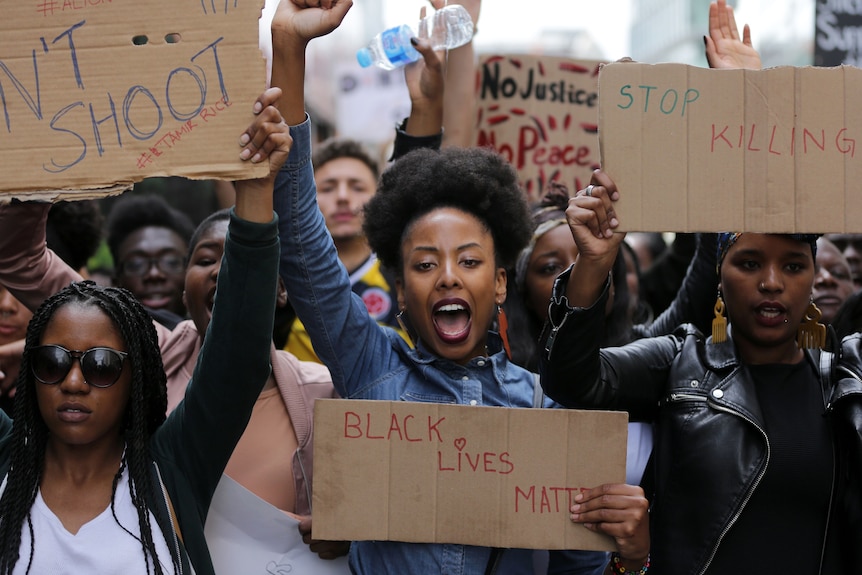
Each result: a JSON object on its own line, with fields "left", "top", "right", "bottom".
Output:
{"left": 707, "top": 360, "right": 833, "bottom": 574}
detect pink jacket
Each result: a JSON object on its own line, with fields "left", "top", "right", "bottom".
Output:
{"left": 0, "top": 200, "right": 336, "bottom": 517}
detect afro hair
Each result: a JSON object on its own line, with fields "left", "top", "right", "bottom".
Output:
{"left": 364, "top": 147, "right": 532, "bottom": 275}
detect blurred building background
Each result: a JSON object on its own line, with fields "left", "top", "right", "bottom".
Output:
{"left": 631, "top": 0, "right": 814, "bottom": 67}
{"left": 267, "top": 0, "right": 818, "bottom": 144}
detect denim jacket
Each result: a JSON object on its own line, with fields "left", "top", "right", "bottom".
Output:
{"left": 276, "top": 118, "right": 550, "bottom": 575}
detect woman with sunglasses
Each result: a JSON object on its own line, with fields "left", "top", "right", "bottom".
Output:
{"left": 0, "top": 87, "right": 289, "bottom": 574}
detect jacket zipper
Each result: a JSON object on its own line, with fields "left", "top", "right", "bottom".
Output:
{"left": 667, "top": 393, "right": 770, "bottom": 575}
{"left": 815, "top": 437, "right": 835, "bottom": 575}
{"left": 821, "top": 375, "right": 862, "bottom": 573}
{"left": 154, "top": 462, "right": 185, "bottom": 574}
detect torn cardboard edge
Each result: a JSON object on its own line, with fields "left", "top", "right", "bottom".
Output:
{"left": 0, "top": 0, "right": 267, "bottom": 202}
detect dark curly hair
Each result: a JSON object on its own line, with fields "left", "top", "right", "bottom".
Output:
{"left": 106, "top": 194, "right": 195, "bottom": 264}
{"left": 364, "top": 147, "right": 532, "bottom": 275}
{"left": 0, "top": 282, "right": 177, "bottom": 574}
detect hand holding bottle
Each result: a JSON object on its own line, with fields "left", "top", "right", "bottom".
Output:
{"left": 357, "top": 4, "right": 474, "bottom": 70}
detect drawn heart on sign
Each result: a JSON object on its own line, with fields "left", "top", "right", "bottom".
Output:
{"left": 453, "top": 437, "right": 467, "bottom": 452}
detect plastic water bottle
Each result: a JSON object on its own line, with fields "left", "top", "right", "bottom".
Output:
{"left": 356, "top": 4, "right": 475, "bottom": 70}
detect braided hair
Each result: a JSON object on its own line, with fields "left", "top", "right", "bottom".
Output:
{"left": 0, "top": 281, "right": 179, "bottom": 574}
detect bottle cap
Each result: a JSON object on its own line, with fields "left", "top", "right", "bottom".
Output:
{"left": 356, "top": 47, "right": 373, "bottom": 68}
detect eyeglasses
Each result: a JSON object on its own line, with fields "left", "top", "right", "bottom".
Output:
{"left": 119, "top": 254, "right": 185, "bottom": 277}
{"left": 31, "top": 345, "right": 128, "bottom": 388}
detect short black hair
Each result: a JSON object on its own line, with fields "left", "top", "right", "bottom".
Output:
{"left": 364, "top": 147, "right": 532, "bottom": 274}
{"left": 188, "top": 208, "right": 231, "bottom": 256}
{"left": 105, "top": 194, "right": 195, "bottom": 263}
{"left": 46, "top": 200, "right": 104, "bottom": 271}
{"left": 313, "top": 138, "right": 380, "bottom": 180}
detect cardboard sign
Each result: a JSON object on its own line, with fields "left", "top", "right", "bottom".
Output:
{"left": 312, "top": 399, "right": 627, "bottom": 551}
{"left": 0, "top": 0, "right": 266, "bottom": 201}
{"left": 334, "top": 63, "right": 410, "bottom": 144}
{"left": 474, "top": 55, "right": 604, "bottom": 201}
{"left": 599, "top": 62, "right": 862, "bottom": 233}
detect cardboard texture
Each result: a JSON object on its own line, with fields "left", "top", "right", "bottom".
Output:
{"left": 599, "top": 62, "right": 862, "bottom": 233}
{"left": 312, "top": 399, "right": 627, "bottom": 551}
{"left": 475, "top": 55, "right": 604, "bottom": 201}
{"left": 0, "top": 0, "right": 267, "bottom": 201}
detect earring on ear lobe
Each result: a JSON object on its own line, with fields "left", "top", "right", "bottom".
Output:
{"left": 497, "top": 305, "right": 512, "bottom": 360}
{"left": 711, "top": 290, "right": 727, "bottom": 344}
{"left": 797, "top": 299, "right": 826, "bottom": 349}
{"left": 396, "top": 309, "right": 414, "bottom": 346}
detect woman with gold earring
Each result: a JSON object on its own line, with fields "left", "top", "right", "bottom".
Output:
{"left": 541, "top": 185, "right": 860, "bottom": 573}
{"left": 543, "top": 0, "right": 861, "bottom": 571}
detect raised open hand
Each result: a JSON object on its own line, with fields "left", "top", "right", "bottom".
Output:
{"left": 705, "top": 0, "right": 761, "bottom": 70}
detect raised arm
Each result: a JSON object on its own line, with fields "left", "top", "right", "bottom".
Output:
{"left": 430, "top": 0, "right": 481, "bottom": 148}
{"left": 402, "top": 17, "right": 445, "bottom": 138}
{"left": 389, "top": 20, "right": 445, "bottom": 161}
{"left": 0, "top": 202, "right": 82, "bottom": 312}
{"left": 540, "top": 173, "right": 676, "bottom": 418}
{"left": 270, "top": 0, "right": 352, "bottom": 125}
{"left": 270, "top": 1, "right": 400, "bottom": 400}
{"left": 704, "top": 0, "right": 761, "bottom": 70}
{"left": 563, "top": 170, "right": 623, "bottom": 309}
{"left": 235, "top": 87, "right": 291, "bottom": 221}
{"left": 157, "top": 88, "right": 288, "bottom": 504}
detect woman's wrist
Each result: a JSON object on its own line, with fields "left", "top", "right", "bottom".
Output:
{"left": 610, "top": 552, "right": 650, "bottom": 574}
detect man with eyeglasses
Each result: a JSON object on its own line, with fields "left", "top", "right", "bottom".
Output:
{"left": 106, "top": 194, "right": 195, "bottom": 329}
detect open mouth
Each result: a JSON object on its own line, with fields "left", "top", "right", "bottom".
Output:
{"left": 432, "top": 300, "right": 472, "bottom": 344}
{"left": 754, "top": 302, "right": 787, "bottom": 325}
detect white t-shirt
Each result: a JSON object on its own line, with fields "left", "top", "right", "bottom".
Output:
{"left": 10, "top": 466, "right": 175, "bottom": 575}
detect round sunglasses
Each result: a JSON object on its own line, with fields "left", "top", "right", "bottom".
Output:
{"left": 31, "top": 345, "right": 128, "bottom": 389}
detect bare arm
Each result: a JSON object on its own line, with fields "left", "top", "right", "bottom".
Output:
{"left": 430, "top": 0, "right": 481, "bottom": 147}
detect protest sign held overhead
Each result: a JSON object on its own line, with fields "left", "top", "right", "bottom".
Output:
{"left": 599, "top": 62, "right": 862, "bottom": 233}
{"left": 475, "top": 54, "right": 603, "bottom": 201}
{"left": 0, "top": 0, "right": 266, "bottom": 201}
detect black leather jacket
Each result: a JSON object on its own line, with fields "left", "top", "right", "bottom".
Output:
{"left": 540, "top": 270, "right": 862, "bottom": 574}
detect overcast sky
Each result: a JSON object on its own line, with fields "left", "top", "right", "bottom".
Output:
{"left": 381, "top": 0, "right": 815, "bottom": 62}
{"left": 382, "top": 0, "right": 634, "bottom": 60}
